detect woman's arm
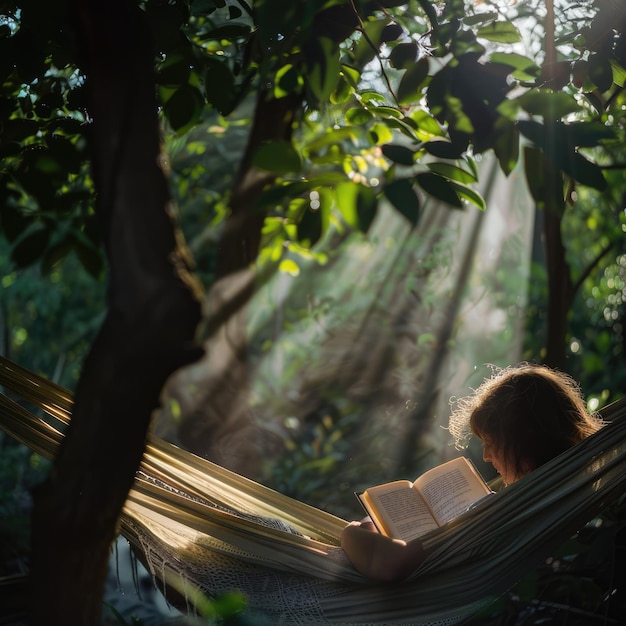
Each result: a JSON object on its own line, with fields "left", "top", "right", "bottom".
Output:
{"left": 340, "top": 522, "right": 425, "bottom": 582}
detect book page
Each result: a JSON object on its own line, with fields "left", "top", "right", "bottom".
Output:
{"left": 415, "top": 457, "right": 491, "bottom": 525}
{"left": 361, "top": 481, "right": 439, "bottom": 542}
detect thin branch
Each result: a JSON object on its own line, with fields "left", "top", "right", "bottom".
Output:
{"left": 349, "top": 0, "right": 399, "bottom": 106}
{"left": 572, "top": 240, "right": 615, "bottom": 296}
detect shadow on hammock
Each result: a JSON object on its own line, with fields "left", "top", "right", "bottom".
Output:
{"left": 1, "top": 356, "right": 626, "bottom": 625}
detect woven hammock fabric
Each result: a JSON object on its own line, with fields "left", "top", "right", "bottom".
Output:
{"left": 1, "top": 355, "right": 626, "bottom": 625}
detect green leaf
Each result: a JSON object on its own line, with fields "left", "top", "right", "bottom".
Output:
{"left": 476, "top": 21, "right": 521, "bottom": 44}
{"left": 297, "top": 207, "right": 323, "bottom": 246}
{"left": 489, "top": 52, "right": 540, "bottom": 80}
{"left": 330, "top": 73, "right": 353, "bottom": 104}
{"left": 370, "top": 105, "right": 404, "bottom": 120}
{"left": 275, "top": 64, "right": 303, "bottom": 99}
{"left": 389, "top": 42, "right": 419, "bottom": 69}
{"left": 492, "top": 118, "right": 520, "bottom": 175}
{"left": 416, "top": 172, "right": 463, "bottom": 208}
{"left": 381, "top": 143, "right": 415, "bottom": 166}
{"left": 383, "top": 179, "right": 420, "bottom": 225}
{"left": 304, "top": 128, "right": 360, "bottom": 155}
{"left": 448, "top": 181, "right": 486, "bottom": 210}
{"left": 353, "top": 19, "right": 390, "bottom": 68}
{"left": 611, "top": 59, "right": 626, "bottom": 87}
{"left": 518, "top": 91, "right": 581, "bottom": 119}
{"left": 345, "top": 107, "right": 373, "bottom": 125}
{"left": 308, "top": 37, "right": 341, "bottom": 102}
{"left": 397, "top": 58, "right": 429, "bottom": 104}
{"left": 205, "top": 60, "right": 238, "bottom": 115}
{"left": 279, "top": 259, "right": 300, "bottom": 276}
{"left": 161, "top": 84, "right": 204, "bottom": 134}
{"left": 426, "top": 162, "right": 477, "bottom": 184}
{"left": 410, "top": 110, "right": 444, "bottom": 137}
{"left": 356, "top": 185, "right": 378, "bottom": 232}
{"left": 157, "top": 54, "right": 190, "bottom": 86}
{"left": 588, "top": 53, "right": 613, "bottom": 92}
{"left": 560, "top": 122, "right": 615, "bottom": 148}
{"left": 252, "top": 141, "right": 303, "bottom": 174}
{"left": 424, "top": 139, "right": 467, "bottom": 159}
{"left": 463, "top": 12, "right": 499, "bottom": 26}
{"left": 333, "top": 182, "right": 358, "bottom": 228}
{"left": 517, "top": 120, "right": 546, "bottom": 148}
{"left": 368, "top": 122, "right": 393, "bottom": 145}
{"left": 560, "top": 152, "right": 607, "bottom": 191}
{"left": 523, "top": 146, "right": 564, "bottom": 212}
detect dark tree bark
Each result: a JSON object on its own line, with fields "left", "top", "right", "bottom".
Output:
{"left": 28, "top": 1, "right": 203, "bottom": 623}
{"left": 543, "top": 208, "right": 573, "bottom": 370}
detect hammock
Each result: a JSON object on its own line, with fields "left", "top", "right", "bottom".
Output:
{"left": 1, "top": 355, "right": 626, "bottom": 625}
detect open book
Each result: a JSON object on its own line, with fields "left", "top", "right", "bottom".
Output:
{"left": 356, "top": 457, "right": 492, "bottom": 542}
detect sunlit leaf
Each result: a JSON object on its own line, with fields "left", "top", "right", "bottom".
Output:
{"left": 489, "top": 52, "right": 540, "bottom": 80}
{"left": 476, "top": 21, "right": 521, "bottom": 44}
{"left": 275, "top": 64, "right": 303, "bottom": 99}
{"left": 346, "top": 107, "right": 373, "bottom": 125}
{"left": 279, "top": 258, "right": 300, "bottom": 276}
{"left": 410, "top": 110, "right": 444, "bottom": 137}
{"left": 370, "top": 105, "right": 404, "bottom": 120}
{"left": 368, "top": 122, "right": 393, "bottom": 145}
{"left": 611, "top": 59, "right": 626, "bottom": 87}
{"left": 449, "top": 181, "right": 486, "bottom": 210}
{"left": 304, "top": 128, "right": 360, "bottom": 156}
{"left": 427, "top": 162, "right": 477, "bottom": 184}
{"left": 335, "top": 182, "right": 359, "bottom": 228}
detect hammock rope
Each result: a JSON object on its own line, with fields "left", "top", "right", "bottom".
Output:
{"left": 1, "top": 355, "right": 626, "bottom": 625}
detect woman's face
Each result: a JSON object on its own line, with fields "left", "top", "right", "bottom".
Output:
{"left": 481, "top": 440, "right": 524, "bottom": 486}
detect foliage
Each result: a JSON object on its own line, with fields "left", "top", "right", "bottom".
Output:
{"left": 0, "top": 0, "right": 625, "bottom": 622}
{"left": 1, "top": 0, "right": 621, "bottom": 275}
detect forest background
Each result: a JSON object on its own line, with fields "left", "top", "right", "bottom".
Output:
{"left": 1, "top": 0, "right": 626, "bottom": 624}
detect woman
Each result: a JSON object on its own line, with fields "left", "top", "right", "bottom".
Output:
{"left": 341, "top": 363, "right": 605, "bottom": 581}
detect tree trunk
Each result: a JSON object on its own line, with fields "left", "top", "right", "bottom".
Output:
{"left": 540, "top": 0, "right": 572, "bottom": 370}
{"left": 28, "top": 1, "right": 203, "bottom": 623}
{"left": 543, "top": 207, "right": 573, "bottom": 369}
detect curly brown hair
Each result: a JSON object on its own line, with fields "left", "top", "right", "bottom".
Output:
{"left": 449, "top": 363, "right": 604, "bottom": 477}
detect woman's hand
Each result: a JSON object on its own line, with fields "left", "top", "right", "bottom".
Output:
{"left": 340, "top": 521, "right": 425, "bottom": 582}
